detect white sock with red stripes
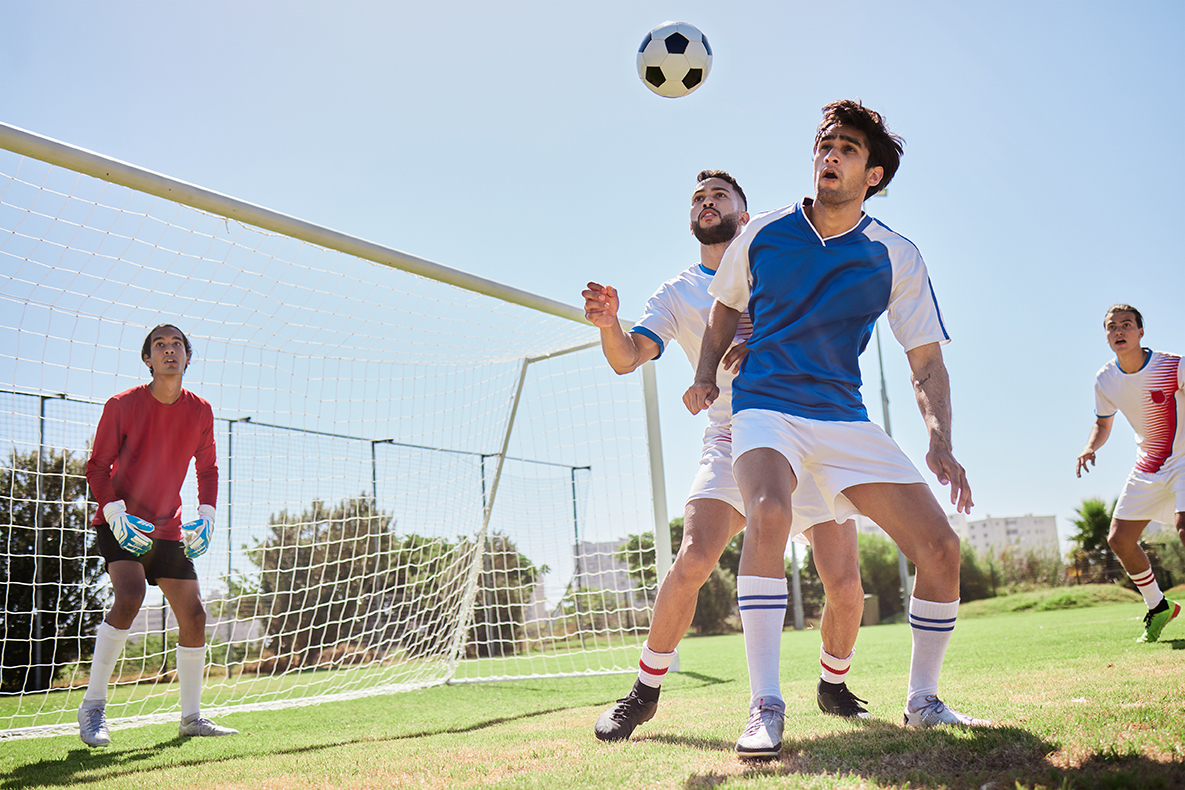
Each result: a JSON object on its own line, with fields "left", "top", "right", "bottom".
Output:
{"left": 819, "top": 647, "right": 853, "bottom": 684}
{"left": 637, "top": 642, "right": 675, "bottom": 690}
{"left": 1129, "top": 567, "right": 1165, "bottom": 608}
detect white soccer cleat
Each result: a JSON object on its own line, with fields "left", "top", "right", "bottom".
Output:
{"left": 734, "top": 696, "right": 785, "bottom": 760}
{"left": 78, "top": 702, "right": 111, "bottom": 747}
{"left": 904, "top": 695, "right": 992, "bottom": 728}
{"left": 179, "top": 714, "right": 239, "bottom": 737}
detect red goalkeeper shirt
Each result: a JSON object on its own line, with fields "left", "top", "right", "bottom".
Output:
{"left": 87, "top": 384, "right": 218, "bottom": 540}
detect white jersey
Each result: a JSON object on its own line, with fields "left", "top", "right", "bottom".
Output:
{"left": 1094, "top": 349, "right": 1185, "bottom": 474}
{"left": 631, "top": 263, "right": 752, "bottom": 438}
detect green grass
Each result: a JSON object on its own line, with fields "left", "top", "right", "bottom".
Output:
{"left": 2, "top": 591, "right": 1183, "bottom": 789}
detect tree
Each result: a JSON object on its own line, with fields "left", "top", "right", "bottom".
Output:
{"left": 856, "top": 532, "right": 907, "bottom": 621}
{"left": 249, "top": 495, "right": 403, "bottom": 666}
{"left": 1070, "top": 497, "right": 1115, "bottom": 554}
{"left": 0, "top": 449, "right": 109, "bottom": 691}
{"left": 469, "top": 532, "right": 547, "bottom": 657}
{"left": 1069, "top": 497, "right": 1122, "bottom": 584}
{"left": 616, "top": 517, "right": 739, "bottom": 635}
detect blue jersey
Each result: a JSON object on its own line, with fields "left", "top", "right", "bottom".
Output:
{"left": 709, "top": 199, "right": 949, "bottom": 422}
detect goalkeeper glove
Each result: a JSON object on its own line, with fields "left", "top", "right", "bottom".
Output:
{"left": 181, "top": 504, "right": 215, "bottom": 560}
{"left": 103, "top": 500, "right": 155, "bottom": 556}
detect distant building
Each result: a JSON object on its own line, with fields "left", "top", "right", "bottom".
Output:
{"left": 947, "top": 513, "right": 1060, "bottom": 557}
{"left": 572, "top": 539, "right": 650, "bottom": 610}
{"left": 856, "top": 512, "right": 1061, "bottom": 558}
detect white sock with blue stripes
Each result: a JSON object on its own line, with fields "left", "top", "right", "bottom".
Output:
{"left": 738, "top": 575, "right": 788, "bottom": 703}
{"left": 906, "top": 596, "right": 958, "bottom": 711}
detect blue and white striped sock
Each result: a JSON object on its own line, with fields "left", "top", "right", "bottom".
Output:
{"left": 906, "top": 596, "right": 958, "bottom": 710}
{"left": 738, "top": 575, "right": 788, "bottom": 703}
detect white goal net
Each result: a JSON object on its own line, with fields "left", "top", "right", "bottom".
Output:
{"left": 0, "top": 125, "right": 669, "bottom": 739}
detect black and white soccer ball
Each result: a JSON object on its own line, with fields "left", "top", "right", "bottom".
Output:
{"left": 636, "top": 22, "right": 712, "bottom": 98}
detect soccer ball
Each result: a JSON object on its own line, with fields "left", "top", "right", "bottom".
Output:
{"left": 636, "top": 22, "right": 712, "bottom": 98}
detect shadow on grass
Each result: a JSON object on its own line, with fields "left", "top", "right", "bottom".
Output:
{"left": 1, "top": 705, "right": 574, "bottom": 790}
{"left": 677, "top": 721, "right": 1183, "bottom": 790}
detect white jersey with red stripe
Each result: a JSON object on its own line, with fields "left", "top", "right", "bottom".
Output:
{"left": 1094, "top": 349, "right": 1185, "bottom": 474}
{"left": 630, "top": 262, "right": 753, "bottom": 437}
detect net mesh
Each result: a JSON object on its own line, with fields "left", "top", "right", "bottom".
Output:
{"left": 0, "top": 147, "right": 658, "bottom": 739}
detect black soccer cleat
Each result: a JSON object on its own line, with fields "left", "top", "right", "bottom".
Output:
{"left": 817, "top": 679, "right": 871, "bottom": 719}
{"left": 594, "top": 686, "right": 659, "bottom": 742}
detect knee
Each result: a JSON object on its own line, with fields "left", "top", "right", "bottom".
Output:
{"left": 1106, "top": 524, "right": 1128, "bottom": 553}
{"left": 673, "top": 541, "right": 718, "bottom": 585}
{"left": 110, "top": 586, "right": 145, "bottom": 618}
{"left": 915, "top": 527, "right": 961, "bottom": 569}
{"left": 745, "top": 494, "right": 792, "bottom": 534}
{"left": 824, "top": 569, "right": 864, "bottom": 608}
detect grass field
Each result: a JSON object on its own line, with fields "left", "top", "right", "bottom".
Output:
{"left": 2, "top": 587, "right": 1183, "bottom": 789}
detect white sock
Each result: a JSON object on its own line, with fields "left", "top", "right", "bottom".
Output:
{"left": 1129, "top": 568, "right": 1165, "bottom": 609}
{"left": 906, "top": 596, "right": 958, "bottom": 710}
{"left": 83, "top": 621, "right": 130, "bottom": 705}
{"left": 175, "top": 644, "right": 207, "bottom": 721}
{"left": 820, "top": 647, "right": 853, "bottom": 685}
{"left": 737, "top": 575, "right": 787, "bottom": 703}
{"left": 637, "top": 642, "right": 676, "bottom": 689}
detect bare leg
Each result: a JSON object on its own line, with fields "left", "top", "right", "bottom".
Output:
{"left": 806, "top": 519, "right": 862, "bottom": 661}
{"left": 734, "top": 448, "right": 798, "bottom": 578}
{"left": 156, "top": 578, "right": 206, "bottom": 648}
{"left": 1108, "top": 517, "right": 1153, "bottom": 576}
{"left": 646, "top": 498, "right": 745, "bottom": 652}
{"left": 104, "top": 560, "right": 147, "bottom": 630}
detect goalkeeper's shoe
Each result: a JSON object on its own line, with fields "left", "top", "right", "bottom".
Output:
{"left": 817, "top": 679, "right": 871, "bottom": 719}
{"left": 179, "top": 715, "right": 239, "bottom": 737}
{"left": 904, "top": 695, "right": 992, "bottom": 728}
{"left": 1137, "top": 598, "right": 1181, "bottom": 643}
{"left": 78, "top": 702, "right": 111, "bottom": 747}
{"left": 734, "top": 696, "right": 784, "bottom": 760}
{"left": 594, "top": 684, "right": 658, "bottom": 742}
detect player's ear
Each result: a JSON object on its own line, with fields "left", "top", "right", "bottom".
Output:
{"left": 739, "top": 211, "right": 750, "bottom": 226}
{"left": 865, "top": 167, "right": 884, "bottom": 188}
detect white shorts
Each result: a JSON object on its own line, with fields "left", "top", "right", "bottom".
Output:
{"left": 687, "top": 427, "right": 836, "bottom": 542}
{"left": 1115, "top": 455, "right": 1185, "bottom": 525}
{"left": 732, "top": 408, "right": 926, "bottom": 524}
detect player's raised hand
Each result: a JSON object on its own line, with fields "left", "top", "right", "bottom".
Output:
{"left": 582, "top": 282, "right": 620, "bottom": 329}
{"left": 181, "top": 504, "right": 216, "bottom": 559}
{"left": 1075, "top": 449, "right": 1096, "bottom": 478}
{"left": 926, "top": 444, "right": 974, "bottom": 514}
{"left": 683, "top": 380, "right": 719, "bottom": 415}
{"left": 722, "top": 341, "right": 748, "bottom": 373}
{"left": 103, "top": 500, "right": 155, "bottom": 555}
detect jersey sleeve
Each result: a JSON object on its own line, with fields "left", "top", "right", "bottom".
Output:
{"left": 886, "top": 243, "right": 950, "bottom": 352}
{"left": 630, "top": 283, "right": 678, "bottom": 359}
{"left": 1094, "top": 373, "right": 1117, "bottom": 418}
{"left": 707, "top": 231, "right": 753, "bottom": 312}
{"left": 193, "top": 398, "right": 219, "bottom": 508}
{"left": 85, "top": 397, "right": 122, "bottom": 513}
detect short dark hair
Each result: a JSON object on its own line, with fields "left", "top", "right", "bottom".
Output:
{"left": 696, "top": 169, "right": 747, "bottom": 211}
{"left": 141, "top": 324, "right": 193, "bottom": 362}
{"left": 1104, "top": 304, "right": 1143, "bottom": 329}
{"left": 814, "top": 100, "right": 905, "bottom": 200}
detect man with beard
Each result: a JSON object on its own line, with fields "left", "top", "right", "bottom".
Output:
{"left": 584, "top": 170, "right": 870, "bottom": 744}
{"left": 685, "top": 103, "right": 989, "bottom": 759}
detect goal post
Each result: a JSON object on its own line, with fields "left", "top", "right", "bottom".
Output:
{"left": 0, "top": 123, "right": 671, "bottom": 739}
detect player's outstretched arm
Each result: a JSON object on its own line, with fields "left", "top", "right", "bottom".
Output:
{"left": 582, "top": 282, "right": 658, "bottom": 374}
{"left": 906, "top": 342, "right": 973, "bottom": 514}
{"left": 684, "top": 300, "right": 741, "bottom": 414}
{"left": 1076, "top": 416, "right": 1113, "bottom": 477}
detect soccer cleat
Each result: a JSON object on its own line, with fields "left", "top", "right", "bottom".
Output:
{"left": 1137, "top": 598, "right": 1180, "bottom": 643}
{"left": 594, "top": 689, "right": 658, "bottom": 742}
{"left": 734, "top": 696, "right": 785, "bottom": 760}
{"left": 817, "top": 680, "right": 871, "bottom": 719}
{"left": 78, "top": 702, "right": 111, "bottom": 747}
{"left": 904, "top": 695, "right": 991, "bottom": 728}
{"left": 179, "top": 715, "right": 239, "bottom": 737}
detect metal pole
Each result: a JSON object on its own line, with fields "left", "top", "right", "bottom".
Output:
{"left": 32, "top": 396, "right": 47, "bottom": 690}
{"left": 876, "top": 323, "right": 913, "bottom": 613}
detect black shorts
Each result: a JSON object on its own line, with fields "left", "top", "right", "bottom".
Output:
{"left": 95, "top": 523, "right": 198, "bottom": 587}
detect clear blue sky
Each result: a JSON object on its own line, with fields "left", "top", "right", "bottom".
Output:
{"left": 3, "top": 0, "right": 1183, "bottom": 554}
